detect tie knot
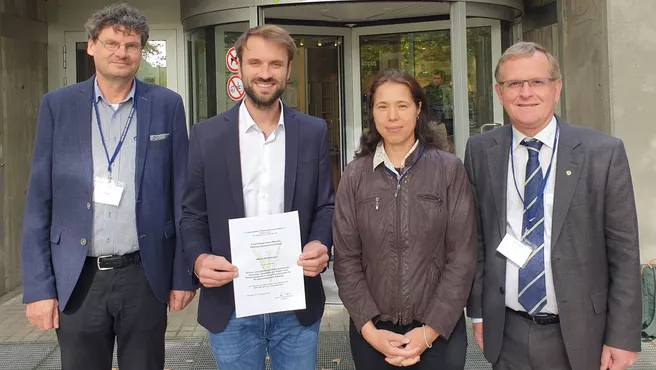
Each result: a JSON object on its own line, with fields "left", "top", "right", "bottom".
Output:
{"left": 521, "top": 138, "right": 543, "bottom": 154}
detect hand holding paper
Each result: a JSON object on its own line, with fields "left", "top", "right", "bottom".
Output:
{"left": 194, "top": 254, "right": 239, "bottom": 288}
{"left": 298, "top": 241, "right": 329, "bottom": 277}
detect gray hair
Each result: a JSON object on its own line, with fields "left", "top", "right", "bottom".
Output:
{"left": 494, "top": 41, "right": 561, "bottom": 83}
{"left": 85, "top": 3, "right": 149, "bottom": 46}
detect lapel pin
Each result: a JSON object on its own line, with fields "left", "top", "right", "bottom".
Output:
{"left": 566, "top": 170, "right": 572, "bottom": 176}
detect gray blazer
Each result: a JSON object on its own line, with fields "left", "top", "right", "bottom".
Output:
{"left": 465, "top": 117, "right": 641, "bottom": 369}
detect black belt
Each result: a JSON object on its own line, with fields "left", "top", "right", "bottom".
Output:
{"left": 86, "top": 251, "right": 141, "bottom": 271}
{"left": 506, "top": 307, "right": 560, "bottom": 325}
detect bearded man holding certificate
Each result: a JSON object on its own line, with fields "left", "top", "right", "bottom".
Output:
{"left": 179, "top": 24, "right": 335, "bottom": 370}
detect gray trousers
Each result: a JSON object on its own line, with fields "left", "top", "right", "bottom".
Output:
{"left": 493, "top": 309, "right": 571, "bottom": 370}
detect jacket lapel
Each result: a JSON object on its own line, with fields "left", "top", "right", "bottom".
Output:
{"left": 224, "top": 103, "right": 246, "bottom": 218}
{"left": 135, "top": 79, "right": 152, "bottom": 198}
{"left": 551, "top": 118, "right": 583, "bottom": 250}
{"left": 77, "top": 77, "right": 95, "bottom": 196}
{"left": 283, "top": 105, "right": 298, "bottom": 212}
{"left": 486, "top": 125, "right": 511, "bottom": 240}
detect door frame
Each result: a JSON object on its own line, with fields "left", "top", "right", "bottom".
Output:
{"left": 277, "top": 25, "right": 353, "bottom": 171}
{"left": 352, "top": 18, "right": 502, "bottom": 159}
{"left": 64, "top": 29, "right": 180, "bottom": 94}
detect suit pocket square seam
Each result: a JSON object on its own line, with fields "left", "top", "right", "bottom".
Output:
{"left": 149, "top": 134, "right": 170, "bottom": 141}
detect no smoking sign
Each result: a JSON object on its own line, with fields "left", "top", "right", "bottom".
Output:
{"left": 227, "top": 75, "right": 245, "bottom": 101}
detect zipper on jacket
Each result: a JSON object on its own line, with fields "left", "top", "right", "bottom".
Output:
{"left": 396, "top": 176, "right": 402, "bottom": 323}
{"left": 375, "top": 196, "right": 380, "bottom": 210}
{"left": 382, "top": 145, "right": 426, "bottom": 323}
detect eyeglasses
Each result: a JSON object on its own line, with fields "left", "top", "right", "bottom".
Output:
{"left": 97, "top": 39, "right": 142, "bottom": 54}
{"left": 498, "top": 78, "right": 558, "bottom": 89}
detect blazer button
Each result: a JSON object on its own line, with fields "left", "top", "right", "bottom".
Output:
{"left": 86, "top": 202, "right": 91, "bottom": 209}
{"left": 80, "top": 238, "right": 88, "bottom": 246}
{"left": 500, "top": 287, "right": 505, "bottom": 295}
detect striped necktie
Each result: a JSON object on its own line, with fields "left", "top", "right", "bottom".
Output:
{"left": 518, "top": 138, "right": 547, "bottom": 315}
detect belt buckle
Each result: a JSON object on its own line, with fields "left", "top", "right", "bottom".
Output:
{"left": 532, "top": 313, "right": 551, "bottom": 325}
{"left": 96, "top": 255, "right": 114, "bottom": 271}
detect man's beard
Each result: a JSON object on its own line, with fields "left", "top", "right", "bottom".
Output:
{"left": 244, "top": 78, "right": 286, "bottom": 108}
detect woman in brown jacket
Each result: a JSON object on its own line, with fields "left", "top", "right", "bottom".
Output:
{"left": 333, "top": 69, "right": 477, "bottom": 369}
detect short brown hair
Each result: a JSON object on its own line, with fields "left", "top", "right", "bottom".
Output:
{"left": 234, "top": 25, "right": 297, "bottom": 64}
{"left": 494, "top": 41, "right": 561, "bottom": 83}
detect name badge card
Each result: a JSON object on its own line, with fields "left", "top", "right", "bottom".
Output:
{"left": 93, "top": 177, "right": 125, "bottom": 206}
{"left": 497, "top": 234, "right": 537, "bottom": 268}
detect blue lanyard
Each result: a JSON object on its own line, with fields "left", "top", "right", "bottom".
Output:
{"left": 93, "top": 89, "right": 137, "bottom": 177}
{"left": 383, "top": 145, "right": 425, "bottom": 180}
{"left": 510, "top": 124, "right": 559, "bottom": 222}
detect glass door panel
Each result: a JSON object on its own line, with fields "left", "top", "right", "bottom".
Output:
{"left": 467, "top": 27, "right": 495, "bottom": 135}
{"left": 359, "top": 30, "right": 454, "bottom": 151}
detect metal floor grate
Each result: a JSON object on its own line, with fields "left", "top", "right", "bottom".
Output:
{"left": 1, "top": 328, "right": 656, "bottom": 369}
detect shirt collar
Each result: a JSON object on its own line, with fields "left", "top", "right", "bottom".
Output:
{"left": 239, "top": 99, "right": 285, "bottom": 134}
{"left": 373, "top": 139, "right": 420, "bottom": 173}
{"left": 94, "top": 76, "right": 136, "bottom": 104}
{"left": 511, "top": 115, "right": 558, "bottom": 151}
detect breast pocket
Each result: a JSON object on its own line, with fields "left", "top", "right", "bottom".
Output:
{"left": 415, "top": 193, "right": 445, "bottom": 229}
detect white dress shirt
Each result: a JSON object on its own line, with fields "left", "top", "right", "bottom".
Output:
{"left": 239, "top": 100, "right": 286, "bottom": 218}
{"left": 505, "top": 116, "right": 559, "bottom": 314}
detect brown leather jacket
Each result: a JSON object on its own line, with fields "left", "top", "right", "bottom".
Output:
{"left": 333, "top": 146, "right": 476, "bottom": 339}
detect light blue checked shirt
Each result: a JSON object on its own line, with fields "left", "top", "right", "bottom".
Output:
{"left": 89, "top": 78, "right": 139, "bottom": 257}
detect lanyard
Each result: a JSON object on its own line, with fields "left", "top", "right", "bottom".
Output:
{"left": 510, "top": 124, "right": 559, "bottom": 222}
{"left": 93, "top": 89, "right": 137, "bottom": 177}
{"left": 383, "top": 144, "right": 425, "bottom": 184}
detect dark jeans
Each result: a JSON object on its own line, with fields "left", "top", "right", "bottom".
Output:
{"left": 56, "top": 259, "right": 167, "bottom": 370}
{"left": 349, "top": 313, "right": 467, "bottom": 370}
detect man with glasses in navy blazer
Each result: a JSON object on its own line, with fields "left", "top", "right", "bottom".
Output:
{"left": 21, "top": 4, "right": 196, "bottom": 370}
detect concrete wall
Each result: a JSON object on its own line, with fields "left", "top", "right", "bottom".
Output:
{"left": 559, "top": 0, "right": 656, "bottom": 262}
{"left": 0, "top": 0, "right": 48, "bottom": 296}
{"left": 559, "top": 0, "right": 612, "bottom": 134}
{"left": 605, "top": 0, "right": 656, "bottom": 262}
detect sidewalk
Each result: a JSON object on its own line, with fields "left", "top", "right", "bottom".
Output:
{"left": 2, "top": 269, "right": 656, "bottom": 369}
{"left": 0, "top": 291, "right": 349, "bottom": 345}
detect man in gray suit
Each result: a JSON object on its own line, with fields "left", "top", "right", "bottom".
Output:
{"left": 465, "top": 41, "right": 641, "bottom": 370}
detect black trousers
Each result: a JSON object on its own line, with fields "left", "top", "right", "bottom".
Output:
{"left": 56, "top": 260, "right": 167, "bottom": 370}
{"left": 349, "top": 314, "right": 467, "bottom": 370}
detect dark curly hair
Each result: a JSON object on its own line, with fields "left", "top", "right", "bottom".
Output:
{"left": 356, "top": 69, "right": 448, "bottom": 158}
{"left": 85, "top": 3, "right": 149, "bottom": 46}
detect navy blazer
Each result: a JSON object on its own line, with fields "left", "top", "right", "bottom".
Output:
{"left": 21, "top": 77, "right": 195, "bottom": 310}
{"left": 180, "top": 102, "right": 335, "bottom": 333}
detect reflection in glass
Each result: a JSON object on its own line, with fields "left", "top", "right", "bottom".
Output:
{"left": 187, "top": 23, "right": 249, "bottom": 125}
{"left": 136, "top": 41, "right": 167, "bottom": 86}
{"left": 285, "top": 34, "right": 343, "bottom": 189}
{"left": 359, "top": 30, "right": 454, "bottom": 150}
{"left": 466, "top": 27, "right": 493, "bottom": 136}
{"left": 359, "top": 26, "right": 494, "bottom": 150}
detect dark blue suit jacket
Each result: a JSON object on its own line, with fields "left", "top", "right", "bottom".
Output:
{"left": 21, "top": 77, "right": 195, "bottom": 310}
{"left": 180, "top": 102, "right": 335, "bottom": 333}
